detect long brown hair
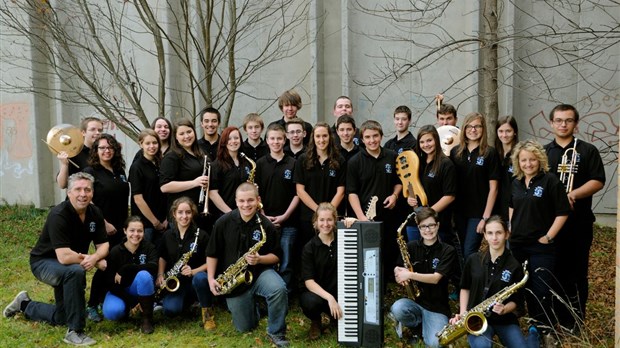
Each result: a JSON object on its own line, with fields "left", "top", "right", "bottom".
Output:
{"left": 304, "top": 123, "right": 341, "bottom": 171}
{"left": 216, "top": 126, "right": 243, "bottom": 171}
{"left": 416, "top": 125, "right": 446, "bottom": 176}
{"left": 495, "top": 116, "right": 519, "bottom": 160}
{"left": 138, "top": 129, "right": 162, "bottom": 166}
{"left": 169, "top": 118, "right": 204, "bottom": 159}
{"left": 455, "top": 112, "right": 490, "bottom": 158}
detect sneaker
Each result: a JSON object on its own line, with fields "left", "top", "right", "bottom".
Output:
{"left": 63, "top": 329, "right": 96, "bottom": 346}
{"left": 85, "top": 306, "right": 102, "bottom": 322}
{"left": 3, "top": 290, "right": 30, "bottom": 318}
{"left": 387, "top": 312, "right": 403, "bottom": 339}
{"left": 267, "top": 333, "right": 290, "bottom": 348}
{"left": 153, "top": 302, "right": 163, "bottom": 314}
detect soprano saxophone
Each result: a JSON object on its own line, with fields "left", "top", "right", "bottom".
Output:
{"left": 240, "top": 152, "right": 263, "bottom": 209}
{"left": 396, "top": 211, "right": 421, "bottom": 300}
{"left": 215, "top": 214, "right": 267, "bottom": 295}
{"left": 156, "top": 228, "right": 201, "bottom": 298}
{"left": 436, "top": 261, "right": 529, "bottom": 346}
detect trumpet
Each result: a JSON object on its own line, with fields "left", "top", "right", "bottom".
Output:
{"left": 557, "top": 138, "right": 579, "bottom": 193}
{"left": 198, "top": 155, "right": 210, "bottom": 215}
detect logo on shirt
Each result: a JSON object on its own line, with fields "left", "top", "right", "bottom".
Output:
{"left": 139, "top": 254, "right": 147, "bottom": 265}
{"left": 501, "top": 269, "right": 512, "bottom": 283}
{"left": 397, "top": 148, "right": 404, "bottom": 155}
{"left": 284, "top": 169, "right": 292, "bottom": 180}
{"left": 329, "top": 169, "right": 336, "bottom": 177}
{"left": 427, "top": 171, "right": 435, "bottom": 178}
{"left": 476, "top": 156, "right": 485, "bottom": 166}
{"left": 508, "top": 165, "right": 514, "bottom": 174}
{"left": 533, "top": 186, "right": 544, "bottom": 198}
{"left": 353, "top": 138, "right": 360, "bottom": 146}
{"left": 120, "top": 174, "right": 127, "bottom": 182}
{"left": 89, "top": 222, "right": 96, "bottom": 233}
{"left": 432, "top": 257, "right": 439, "bottom": 270}
{"left": 252, "top": 229, "right": 262, "bottom": 242}
{"left": 385, "top": 164, "right": 393, "bottom": 174}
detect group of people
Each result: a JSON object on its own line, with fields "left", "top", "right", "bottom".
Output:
{"left": 2, "top": 90, "right": 605, "bottom": 348}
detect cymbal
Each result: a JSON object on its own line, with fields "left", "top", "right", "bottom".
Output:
{"left": 46, "top": 124, "right": 84, "bottom": 158}
{"left": 437, "top": 125, "right": 460, "bottom": 156}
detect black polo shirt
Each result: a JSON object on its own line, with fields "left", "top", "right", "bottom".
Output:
{"left": 418, "top": 157, "right": 457, "bottom": 228}
{"left": 494, "top": 152, "right": 515, "bottom": 221}
{"left": 210, "top": 157, "right": 251, "bottom": 214}
{"left": 544, "top": 138, "right": 605, "bottom": 222}
{"left": 338, "top": 144, "right": 360, "bottom": 163}
{"left": 301, "top": 235, "right": 337, "bottom": 297}
{"left": 129, "top": 156, "right": 167, "bottom": 229}
{"left": 269, "top": 117, "right": 313, "bottom": 146}
{"left": 105, "top": 240, "right": 158, "bottom": 291}
{"left": 385, "top": 132, "right": 417, "bottom": 155}
{"left": 461, "top": 250, "right": 524, "bottom": 325}
{"left": 509, "top": 172, "right": 571, "bottom": 246}
{"left": 284, "top": 144, "right": 306, "bottom": 160}
{"left": 197, "top": 137, "right": 219, "bottom": 162}
{"left": 450, "top": 146, "right": 500, "bottom": 218}
{"left": 206, "top": 210, "right": 282, "bottom": 296}
{"left": 294, "top": 153, "right": 346, "bottom": 221}
{"left": 160, "top": 149, "right": 204, "bottom": 209}
{"left": 402, "top": 240, "right": 456, "bottom": 317}
{"left": 242, "top": 139, "right": 269, "bottom": 162}
{"left": 68, "top": 145, "right": 91, "bottom": 175}
{"left": 159, "top": 224, "right": 209, "bottom": 271}
{"left": 30, "top": 201, "right": 107, "bottom": 262}
{"left": 83, "top": 166, "right": 129, "bottom": 242}
{"left": 255, "top": 154, "right": 297, "bottom": 227}
{"left": 330, "top": 125, "right": 362, "bottom": 148}
{"left": 346, "top": 147, "right": 399, "bottom": 219}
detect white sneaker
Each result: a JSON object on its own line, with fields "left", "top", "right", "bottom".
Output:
{"left": 63, "top": 329, "right": 96, "bottom": 346}
{"left": 3, "top": 290, "right": 30, "bottom": 318}
{"left": 388, "top": 312, "right": 403, "bottom": 339}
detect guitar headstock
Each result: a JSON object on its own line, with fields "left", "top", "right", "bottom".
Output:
{"left": 365, "top": 196, "right": 378, "bottom": 221}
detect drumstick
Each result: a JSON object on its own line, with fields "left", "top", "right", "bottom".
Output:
{"left": 41, "top": 139, "right": 80, "bottom": 168}
{"left": 436, "top": 96, "right": 441, "bottom": 111}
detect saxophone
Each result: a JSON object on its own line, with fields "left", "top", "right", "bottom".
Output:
{"left": 436, "top": 261, "right": 529, "bottom": 346}
{"left": 156, "top": 228, "right": 200, "bottom": 298}
{"left": 215, "top": 214, "right": 267, "bottom": 295}
{"left": 240, "top": 152, "right": 263, "bottom": 209}
{"left": 396, "top": 211, "right": 421, "bottom": 300}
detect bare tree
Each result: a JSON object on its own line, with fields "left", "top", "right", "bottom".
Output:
{"left": 0, "top": 0, "right": 314, "bottom": 140}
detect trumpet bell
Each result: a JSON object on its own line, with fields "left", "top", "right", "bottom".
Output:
{"left": 46, "top": 124, "right": 84, "bottom": 157}
{"left": 437, "top": 125, "right": 460, "bottom": 156}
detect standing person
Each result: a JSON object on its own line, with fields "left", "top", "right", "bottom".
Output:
{"left": 330, "top": 96, "right": 361, "bottom": 146}
{"left": 435, "top": 94, "right": 458, "bottom": 127}
{"left": 207, "top": 183, "right": 289, "bottom": 347}
{"left": 544, "top": 104, "right": 605, "bottom": 331}
{"left": 241, "top": 113, "right": 269, "bottom": 161}
{"left": 450, "top": 216, "right": 529, "bottom": 348}
{"left": 283, "top": 117, "right": 307, "bottom": 159}
{"left": 56, "top": 117, "right": 103, "bottom": 189}
{"left": 209, "top": 126, "right": 252, "bottom": 218}
{"left": 389, "top": 207, "right": 457, "bottom": 347}
{"left": 494, "top": 116, "right": 519, "bottom": 221}
{"left": 385, "top": 105, "right": 417, "bottom": 154}
{"left": 101, "top": 216, "right": 158, "bottom": 334}
{"left": 132, "top": 116, "right": 173, "bottom": 164}
{"left": 255, "top": 123, "right": 299, "bottom": 293}
{"left": 335, "top": 115, "right": 360, "bottom": 162}
{"left": 4, "top": 173, "right": 109, "bottom": 346}
{"left": 450, "top": 113, "right": 500, "bottom": 261}
{"left": 268, "top": 90, "right": 313, "bottom": 146}
{"left": 197, "top": 107, "right": 221, "bottom": 161}
{"left": 294, "top": 122, "right": 346, "bottom": 248}
{"left": 158, "top": 197, "right": 214, "bottom": 330}
{"left": 509, "top": 140, "right": 570, "bottom": 342}
{"left": 129, "top": 129, "right": 168, "bottom": 245}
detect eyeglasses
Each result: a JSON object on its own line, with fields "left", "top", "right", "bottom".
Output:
{"left": 287, "top": 130, "right": 303, "bottom": 135}
{"left": 465, "top": 125, "right": 483, "bottom": 131}
{"left": 98, "top": 146, "right": 114, "bottom": 151}
{"left": 419, "top": 223, "right": 438, "bottom": 231}
{"left": 552, "top": 118, "right": 576, "bottom": 125}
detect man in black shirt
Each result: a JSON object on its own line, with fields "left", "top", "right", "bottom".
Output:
{"left": 267, "top": 90, "right": 313, "bottom": 146}
{"left": 385, "top": 105, "right": 417, "bottom": 154}
{"left": 197, "top": 107, "right": 221, "bottom": 161}
{"left": 241, "top": 113, "right": 269, "bottom": 161}
{"left": 5, "top": 172, "right": 109, "bottom": 346}
{"left": 544, "top": 104, "right": 605, "bottom": 329}
{"left": 56, "top": 117, "right": 103, "bottom": 189}
{"left": 207, "top": 182, "right": 289, "bottom": 347}
{"left": 336, "top": 115, "right": 360, "bottom": 162}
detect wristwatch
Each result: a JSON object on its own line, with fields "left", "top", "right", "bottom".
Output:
{"left": 545, "top": 234, "right": 554, "bottom": 244}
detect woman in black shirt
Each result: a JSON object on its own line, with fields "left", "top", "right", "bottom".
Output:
{"left": 494, "top": 116, "right": 519, "bottom": 221}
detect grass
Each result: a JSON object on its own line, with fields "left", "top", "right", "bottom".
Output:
{"left": 0, "top": 204, "right": 615, "bottom": 347}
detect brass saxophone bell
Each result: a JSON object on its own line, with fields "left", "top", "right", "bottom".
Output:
{"left": 164, "top": 276, "right": 180, "bottom": 292}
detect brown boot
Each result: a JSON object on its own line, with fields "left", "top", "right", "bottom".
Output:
{"left": 138, "top": 296, "right": 154, "bottom": 334}
{"left": 309, "top": 319, "right": 321, "bottom": 340}
{"left": 201, "top": 307, "right": 216, "bottom": 331}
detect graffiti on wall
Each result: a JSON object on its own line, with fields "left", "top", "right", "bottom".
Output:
{"left": 0, "top": 103, "right": 34, "bottom": 178}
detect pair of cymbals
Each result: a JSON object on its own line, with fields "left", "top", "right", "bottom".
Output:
{"left": 45, "top": 124, "right": 84, "bottom": 157}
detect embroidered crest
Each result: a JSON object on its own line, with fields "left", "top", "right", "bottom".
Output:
{"left": 252, "top": 229, "right": 262, "bottom": 241}
{"left": 432, "top": 257, "right": 440, "bottom": 270}
{"left": 508, "top": 165, "right": 514, "bottom": 174}
{"left": 501, "top": 269, "right": 512, "bottom": 282}
{"left": 385, "top": 163, "right": 393, "bottom": 174}
{"left": 427, "top": 171, "right": 435, "bottom": 178}
{"left": 120, "top": 174, "right": 127, "bottom": 182}
{"left": 284, "top": 169, "right": 292, "bottom": 180}
{"left": 329, "top": 169, "right": 336, "bottom": 177}
{"left": 353, "top": 138, "right": 360, "bottom": 146}
{"left": 397, "top": 148, "right": 404, "bottom": 155}
{"left": 89, "top": 222, "right": 96, "bottom": 233}
{"left": 476, "top": 156, "right": 485, "bottom": 166}
{"left": 139, "top": 254, "right": 147, "bottom": 265}
{"left": 533, "top": 186, "right": 544, "bottom": 198}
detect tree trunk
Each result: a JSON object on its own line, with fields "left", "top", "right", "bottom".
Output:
{"left": 479, "top": 0, "right": 499, "bottom": 144}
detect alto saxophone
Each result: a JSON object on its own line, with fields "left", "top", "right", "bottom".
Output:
{"left": 436, "top": 261, "right": 529, "bottom": 346}
{"left": 156, "top": 228, "right": 200, "bottom": 298}
{"left": 215, "top": 214, "right": 267, "bottom": 295}
{"left": 240, "top": 152, "right": 263, "bottom": 209}
{"left": 396, "top": 211, "right": 421, "bottom": 300}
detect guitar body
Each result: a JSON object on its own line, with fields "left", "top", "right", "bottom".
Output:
{"left": 395, "top": 150, "right": 428, "bottom": 206}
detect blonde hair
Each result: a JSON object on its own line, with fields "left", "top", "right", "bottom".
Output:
{"left": 511, "top": 139, "right": 549, "bottom": 180}
{"left": 312, "top": 202, "right": 337, "bottom": 232}
{"left": 456, "top": 112, "right": 489, "bottom": 158}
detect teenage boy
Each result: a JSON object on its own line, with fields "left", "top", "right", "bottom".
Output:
{"left": 544, "top": 104, "right": 605, "bottom": 331}
{"left": 56, "top": 117, "right": 103, "bottom": 189}
{"left": 336, "top": 115, "right": 360, "bottom": 162}
{"left": 435, "top": 95, "right": 458, "bottom": 127}
{"left": 255, "top": 123, "right": 299, "bottom": 293}
{"left": 385, "top": 105, "right": 417, "bottom": 154}
{"left": 284, "top": 117, "right": 307, "bottom": 159}
{"left": 330, "top": 96, "right": 361, "bottom": 146}
{"left": 241, "top": 113, "right": 268, "bottom": 161}
{"left": 197, "top": 107, "right": 221, "bottom": 161}
{"left": 268, "top": 90, "right": 313, "bottom": 146}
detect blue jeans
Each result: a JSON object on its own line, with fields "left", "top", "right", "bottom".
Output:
{"left": 25, "top": 258, "right": 87, "bottom": 331}
{"left": 468, "top": 323, "right": 528, "bottom": 348}
{"left": 162, "top": 271, "right": 211, "bottom": 316}
{"left": 456, "top": 217, "right": 483, "bottom": 261}
{"left": 390, "top": 298, "right": 448, "bottom": 347}
{"left": 225, "top": 269, "right": 288, "bottom": 336}
{"left": 102, "top": 270, "right": 155, "bottom": 320}
{"left": 279, "top": 226, "right": 297, "bottom": 292}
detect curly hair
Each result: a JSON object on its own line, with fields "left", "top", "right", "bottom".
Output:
{"left": 89, "top": 133, "right": 125, "bottom": 171}
{"left": 304, "top": 123, "right": 341, "bottom": 171}
{"left": 510, "top": 139, "right": 550, "bottom": 180}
